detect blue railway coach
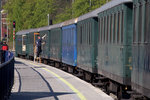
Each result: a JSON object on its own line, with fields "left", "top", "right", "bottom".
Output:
{"left": 62, "top": 19, "right": 77, "bottom": 70}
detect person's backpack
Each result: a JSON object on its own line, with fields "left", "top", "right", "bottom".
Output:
{"left": 2, "top": 45, "right": 8, "bottom": 51}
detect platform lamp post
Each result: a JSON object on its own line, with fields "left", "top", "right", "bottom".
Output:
{"left": 47, "top": 14, "right": 49, "bottom": 26}
{"left": 12, "top": 20, "right": 15, "bottom": 51}
{"left": 1, "top": 10, "right": 3, "bottom": 41}
{"left": 2, "top": 18, "right": 9, "bottom": 42}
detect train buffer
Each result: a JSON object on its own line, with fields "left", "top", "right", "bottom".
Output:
{"left": 9, "top": 58, "right": 114, "bottom": 100}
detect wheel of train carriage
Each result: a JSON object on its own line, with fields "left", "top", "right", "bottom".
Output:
{"left": 105, "top": 83, "right": 110, "bottom": 95}
{"left": 117, "top": 86, "right": 122, "bottom": 100}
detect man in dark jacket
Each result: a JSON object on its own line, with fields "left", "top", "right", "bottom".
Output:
{"left": 36, "top": 36, "right": 42, "bottom": 57}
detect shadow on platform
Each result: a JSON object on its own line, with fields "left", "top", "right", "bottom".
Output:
{"left": 10, "top": 91, "right": 74, "bottom": 100}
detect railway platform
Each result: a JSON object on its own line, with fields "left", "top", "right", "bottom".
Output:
{"left": 9, "top": 58, "right": 113, "bottom": 100}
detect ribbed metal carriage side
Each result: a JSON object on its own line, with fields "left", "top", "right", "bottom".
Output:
{"left": 97, "top": 0, "right": 133, "bottom": 85}
{"left": 15, "top": 35, "right": 22, "bottom": 57}
{"left": 62, "top": 24, "right": 77, "bottom": 66}
{"left": 28, "top": 32, "right": 34, "bottom": 57}
{"left": 49, "top": 24, "right": 62, "bottom": 62}
{"left": 132, "top": 0, "right": 150, "bottom": 98}
{"left": 77, "top": 10, "right": 98, "bottom": 73}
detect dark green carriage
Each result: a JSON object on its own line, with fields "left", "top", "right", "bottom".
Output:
{"left": 77, "top": 12, "right": 98, "bottom": 73}
{"left": 27, "top": 32, "right": 34, "bottom": 57}
{"left": 49, "top": 24, "right": 62, "bottom": 62}
{"left": 97, "top": 0, "right": 133, "bottom": 87}
{"left": 132, "top": 0, "right": 150, "bottom": 98}
{"left": 15, "top": 35, "right": 22, "bottom": 57}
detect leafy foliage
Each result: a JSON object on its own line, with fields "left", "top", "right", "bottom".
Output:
{"left": 3, "top": 0, "right": 110, "bottom": 32}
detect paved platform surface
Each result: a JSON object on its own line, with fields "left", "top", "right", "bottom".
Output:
{"left": 9, "top": 58, "right": 114, "bottom": 100}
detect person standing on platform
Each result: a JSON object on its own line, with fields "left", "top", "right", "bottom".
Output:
{"left": 1, "top": 41, "right": 9, "bottom": 63}
{"left": 2, "top": 41, "right": 8, "bottom": 51}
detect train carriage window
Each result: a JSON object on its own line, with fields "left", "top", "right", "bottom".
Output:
{"left": 89, "top": 22, "right": 91, "bottom": 45}
{"left": 98, "top": 18, "right": 100, "bottom": 43}
{"left": 68, "top": 28, "right": 72, "bottom": 45}
{"left": 101, "top": 18, "right": 103, "bottom": 44}
{"left": 80, "top": 25, "right": 82, "bottom": 44}
{"left": 118, "top": 12, "right": 121, "bottom": 43}
{"left": 138, "top": 3, "right": 142, "bottom": 43}
{"left": 88, "top": 22, "right": 90, "bottom": 45}
{"left": 82, "top": 24, "right": 84, "bottom": 44}
{"left": 88, "top": 22, "right": 90, "bottom": 44}
{"left": 104, "top": 16, "right": 106, "bottom": 43}
{"left": 66, "top": 29, "right": 68, "bottom": 44}
{"left": 83, "top": 24, "right": 84, "bottom": 44}
{"left": 69, "top": 28, "right": 71, "bottom": 45}
{"left": 121, "top": 11, "right": 124, "bottom": 44}
{"left": 65, "top": 29, "right": 67, "bottom": 44}
{"left": 105, "top": 16, "right": 108, "bottom": 43}
{"left": 90, "top": 22, "right": 92, "bottom": 45}
{"left": 144, "top": 2, "right": 149, "bottom": 42}
{"left": 70, "top": 28, "right": 72, "bottom": 45}
{"left": 82, "top": 24, "right": 83, "bottom": 44}
{"left": 133, "top": 5, "right": 137, "bottom": 43}
{"left": 85, "top": 23, "right": 86, "bottom": 44}
{"left": 65, "top": 29, "right": 67, "bottom": 45}
{"left": 84, "top": 23, "right": 86, "bottom": 44}
{"left": 86, "top": 23, "right": 88, "bottom": 44}
{"left": 72, "top": 27, "right": 74, "bottom": 45}
{"left": 114, "top": 13, "right": 117, "bottom": 43}
{"left": 110, "top": 15, "right": 113, "bottom": 43}
{"left": 85, "top": 23, "right": 87, "bottom": 44}
{"left": 87, "top": 23, "right": 89, "bottom": 45}
{"left": 104, "top": 17, "right": 106, "bottom": 43}
{"left": 107, "top": 15, "right": 109, "bottom": 43}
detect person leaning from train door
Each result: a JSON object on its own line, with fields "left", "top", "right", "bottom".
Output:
{"left": 36, "top": 34, "right": 47, "bottom": 58}
{"left": 36, "top": 36, "right": 42, "bottom": 58}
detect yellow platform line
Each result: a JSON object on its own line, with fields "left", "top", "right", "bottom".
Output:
{"left": 29, "top": 62, "right": 86, "bottom": 100}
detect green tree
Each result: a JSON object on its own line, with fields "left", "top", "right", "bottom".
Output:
{"left": 3, "top": 0, "right": 111, "bottom": 32}
{"left": 3, "top": 0, "right": 57, "bottom": 31}
{"left": 72, "top": 0, "right": 90, "bottom": 18}
{"left": 72, "top": 0, "right": 111, "bottom": 18}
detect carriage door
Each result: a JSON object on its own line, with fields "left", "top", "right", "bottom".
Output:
{"left": 33, "top": 33, "right": 40, "bottom": 61}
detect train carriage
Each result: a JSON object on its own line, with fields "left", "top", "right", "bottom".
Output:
{"left": 49, "top": 23, "right": 62, "bottom": 65}
{"left": 97, "top": 0, "right": 133, "bottom": 98}
{"left": 77, "top": 9, "right": 98, "bottom": 80}
{"left": 28, "top": 32, "right": 34, "bottom": 58}
{"left": 15, "top": 35, "right": 22, "bottom": 57}
{"left": 61, "top": 18, "right": 78, "bottom": 72}
{"left": 132, "top": 0, "right": 150, "bottom": 98}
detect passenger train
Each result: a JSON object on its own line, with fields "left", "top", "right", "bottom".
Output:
{"left": 15, "top": 0, "right": 150, "bottom": 99}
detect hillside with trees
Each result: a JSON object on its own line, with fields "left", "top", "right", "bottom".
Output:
{"left": 3, "top": 0, "right": 111, "bottom": 32}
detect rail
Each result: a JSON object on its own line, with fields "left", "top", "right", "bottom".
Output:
{"left": 0, "top": 50, "right": 14, "bottom": 100}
